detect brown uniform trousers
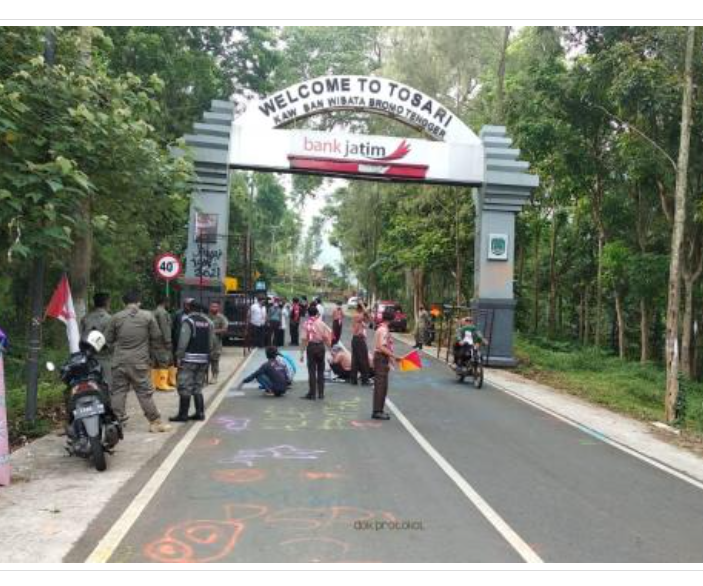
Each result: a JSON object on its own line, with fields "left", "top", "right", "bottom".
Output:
{"left": 373, "top": 353, "right": 390, "bottom": 413}
{"left": 306, "top": 342, "right": 327, "bottom": 399}
{"left": 351, "top": 335, "right": 371, "bottom": 384}
{"left": 111, "top": 363, "right": 160, "bottom": 422}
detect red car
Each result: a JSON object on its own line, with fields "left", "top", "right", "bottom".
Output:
{"left": 370, "top": 301, "right": 407, "bottom": 332}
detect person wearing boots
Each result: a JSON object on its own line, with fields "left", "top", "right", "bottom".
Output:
{"left": 105, "top": 290, "right": 172, "bottom": 433}
{"left": 80, "top": 292, "right": 113, "bottom": 391}
{"left": 300, "top": 305, "right": 332, "bottom": 400}
{"left": 171, "top": 301, "right": 215, "bottom": 423}
{"left": 208, "top": 301, "right": 229, "bottom": 384}
{"left": 372, "top": 307, "right": 403, "bottom": 421}
{"left": 151, "top": 296, "right": 175, "bottom": 392}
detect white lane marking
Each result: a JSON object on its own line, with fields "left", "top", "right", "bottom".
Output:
{"left": 386, "top": 399, "right": 543, "bottom": 564}
{"left": 85, "top": 350, "right": 260, "bottom": 563}
{"left": 346, "top": 337, "right": 541, "bottom": 562}
{"left": 395, "top": 334, "right": 703, "bottom": 495}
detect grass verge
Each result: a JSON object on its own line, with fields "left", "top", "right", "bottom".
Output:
{"left": 513, "top": 334, "right": 703, "bottom": 435}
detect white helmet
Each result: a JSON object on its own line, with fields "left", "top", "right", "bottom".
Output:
{"left": 82, "top": 330, "right": 106, "bottom": 353}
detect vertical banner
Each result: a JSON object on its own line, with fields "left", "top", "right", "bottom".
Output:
{"left": 0, "top": 327, "right": 10, "bottom": 486}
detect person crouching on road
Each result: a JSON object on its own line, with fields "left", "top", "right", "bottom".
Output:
{"left": 300, "top": 305, "right": 332, "bottom": 400}
{"left": 151, "top": 296, "right": 175, "bottom": 392}
{"left": 372, "top": 307, "right": 403, "bottom": 421}
{"left": 329, "top": 344, "right": 353, "bottom": 381}
{"left": 171, "top": 301, "right": 214, "bottom": 422}
{"left": 105, "top": 290, "right": 172, "bottom": 433}
{"left": 239, "top": 347, "right": 291, "bottom": 396}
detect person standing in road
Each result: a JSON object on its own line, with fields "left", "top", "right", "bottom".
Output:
{"left": 300, "top": 305, "right": 332, "bottom": 400}
{"left": 105, "top": 290, "right": 171, "bottom": 433}
{"left": 80, "top": 292, "right": 113, "bottom": 390}
{"left": 171, "top": 301, "right": 215, "bottom": 422}
{"left": 413, "top": 304, "right": 430, "bottom": 350}
{"left": 151, "top": 296, "right": 175, "bottom": 392}
{"left": 332, "top": 301, "right": 344, "bottom": 345}
{"left": 268, "top": 299, "right": 282, "bottom": 347}
{"left": 208, "top": 301, "right": 229, "bottom": 384}
{"left": 289, "top": 297, "right": 302, "bottom": 346}
{"left": 350, "top": 301, "right": 372, "bottom": 386}
{"left": 279, "top": 298, "right": 289, "bottom": 347}
{"left": 372, "top": 307, "right": 402, "bottom": 421}
{"left": 249, "top": 296, "right": 266, "bottom": 348}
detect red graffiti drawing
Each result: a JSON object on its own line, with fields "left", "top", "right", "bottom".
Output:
{"left": 350, "top": 420, "right": 382, "bottom": 429}
{"left": 212, "top": 469, "right": 266, "bottom": 484}
{"left": 143, "top": 520, "right": 244, "bottom": 563}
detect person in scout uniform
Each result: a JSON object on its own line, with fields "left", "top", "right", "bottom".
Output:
{"left": 105, "top": 290, "right": 171, "bottom": 433}
{"left": 171, "top": 301, "right": 215, "bottom": 422}
{"left": 80, "top": 292, "right": 113, "bottom": 390}
{"left": 208, "top": 300, "right": 229, "bottom": 384}
{"left": 300, "top": 305, "right": 332, "bottom": 400}
{"left": 350, "top": 301, "right": 372, "bottom": 386}
{"left": 151, "top": 296, "right": 175, "bottom": 392}
{"left": 372, "top": 307, "right": 403, "bottom": 421}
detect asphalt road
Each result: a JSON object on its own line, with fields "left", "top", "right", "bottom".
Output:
{"left": 84, "top": 318, "right": 703, "bottom": 563}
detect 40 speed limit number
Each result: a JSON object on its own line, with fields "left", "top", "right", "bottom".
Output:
{"left": 154, "top": 253, "right": 182, "bottom": 281}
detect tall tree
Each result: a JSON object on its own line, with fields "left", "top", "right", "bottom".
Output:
{"left": 665, "top": 27, "right": 697, "bottom": 423}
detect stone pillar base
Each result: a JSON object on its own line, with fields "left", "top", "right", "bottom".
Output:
{"left": 471, "top": 298, "right": 518, "bottom": 368}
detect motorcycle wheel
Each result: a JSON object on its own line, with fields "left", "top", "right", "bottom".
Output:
{"left": 90, "top": 436, "right": 107, "bottom": 472}
{"left": 473, "top": 363, "right": 484, "bottom": 389}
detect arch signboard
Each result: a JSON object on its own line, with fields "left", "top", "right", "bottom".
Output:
{"left": 229, "top": 75, "right": 485, "bottom": 185}
{"left": 181, "top": 76, "right": 538, "bottom": 366}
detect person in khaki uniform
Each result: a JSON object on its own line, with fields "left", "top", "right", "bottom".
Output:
{"left": 105, "top": 290, "right": 171, "bottom": 433}
{"left": 208, "top": 301, "right": 229, "bottom": 384}
{"left": 80, "top": 292, "right": 113, "bottom": 390}
{"left": 152, "top": 297, "right": 175, "bottom": 392}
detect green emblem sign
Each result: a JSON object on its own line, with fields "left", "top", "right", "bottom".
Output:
{"left": 488, "top": 234, "right": 509, "bottom": 261}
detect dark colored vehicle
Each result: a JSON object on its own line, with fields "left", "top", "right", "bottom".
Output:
{"left": 56, "top": 345, "right": 122, "bottom": 471}
{"left": 370, "top": 301, "right": 408, "bottom": 332}
{"left": 222, "top": 290, "right": 266, "bottom": 343}
{"left": 454, "top": 340, "right": 484, "bottom": 388}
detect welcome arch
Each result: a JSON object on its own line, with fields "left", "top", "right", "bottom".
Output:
{"left": 180, "top": 75, "right": 538, "bottom": 366}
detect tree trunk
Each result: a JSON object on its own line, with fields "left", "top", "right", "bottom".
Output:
{"left": 579, "top": 290, "right": 585, "bottom": 343}
{"left": 494, "top": 26, "right": 511, "bottom": 123}
{"left": 69, "top": 26, "right": 96, "bottom": 322}
{"left": 532, "top": 219, "right": 541, "bottom": 334}
{"left": 584, "top": 285, "right": 591, "bottom": 345}
{"left": 455, "top": 189, "right": 463, "bottom": 307}
{"left": 595, "top": 233, "right": 604, "bottom": 347}
{"left": 681, "top": 276, "right": 695, "bottom": 378}
{"left": 665, "top": 26, "right": 696, "bottom": 423}
{"left": 547, "top": 212, "right": 560, "bottom": 338}
{"left": 695, "top": 306, "right": 703, "bottom": 381}
{"left": 614, "top": 291, "right": 626, "bottom": 360}
{"left": 640, "top": 299, "right": 651, "bottom": 363}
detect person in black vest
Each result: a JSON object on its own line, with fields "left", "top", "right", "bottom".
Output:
{"left": 170, "top": 301, "right": 215, "bottom": 422}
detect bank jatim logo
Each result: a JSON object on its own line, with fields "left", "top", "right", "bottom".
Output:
{"left": 288, "top": 137, "right": 428, "bottom": 179}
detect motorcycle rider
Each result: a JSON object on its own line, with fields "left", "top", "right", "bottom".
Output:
{"left": 452, "top": 315, "right": 484, "bottom": 367}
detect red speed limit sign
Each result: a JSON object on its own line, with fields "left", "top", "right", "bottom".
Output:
{"left": 154, "top": 253, "right": 182, "bottom": 281}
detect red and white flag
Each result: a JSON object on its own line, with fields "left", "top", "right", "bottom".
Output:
{"left": 45, "top": 274, "right": 80, "bottom": 353}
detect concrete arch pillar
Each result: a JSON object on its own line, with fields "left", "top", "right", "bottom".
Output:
{"left": 473, "top": 125, "right": 539, "bottom": 366}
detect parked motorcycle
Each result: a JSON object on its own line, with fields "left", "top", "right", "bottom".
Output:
{"left": 48, "top": 331, "right": 122, "bottom": 471}
{"left": 453, "top": 334, "right": 484, "bottom": 388}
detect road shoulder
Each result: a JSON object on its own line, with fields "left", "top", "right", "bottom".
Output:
{"left": 0, "top": 348, "right": 247, "bottom": 563}
{"left": 392, "top": 332, "right": 703, "bottom": 487}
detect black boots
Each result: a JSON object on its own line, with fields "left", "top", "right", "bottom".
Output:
{"left": 170, "top": 397, "right": 191, "bottom": 422}
{"left": 190, "top": 395, "right": 205, "bottom": 421}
